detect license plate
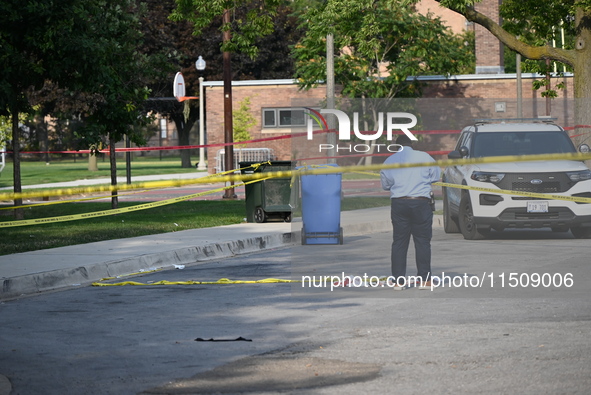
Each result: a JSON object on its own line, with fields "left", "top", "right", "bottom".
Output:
{"left": 527, "top": 201, "right": 549, "bottom": 213}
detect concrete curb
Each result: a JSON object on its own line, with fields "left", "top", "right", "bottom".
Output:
{"left": 0, "top": 213, "right": 443, "bottom": 300}
{"left": 1, "top": 233, "right": 293, "bottom": 300}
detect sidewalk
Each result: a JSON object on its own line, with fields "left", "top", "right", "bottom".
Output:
{"left": 1, "top": 172, "right": 443, "bottom": 300}
{"left": 0, "top": 205, "right": 443, "bottom": 300}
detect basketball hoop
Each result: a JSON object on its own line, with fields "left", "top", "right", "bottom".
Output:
{"left": 173, "top": 72, "right": 198, "bottom": 102}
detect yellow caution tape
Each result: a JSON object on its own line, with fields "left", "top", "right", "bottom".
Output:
{"left": 98, "top": 268, "right": 163, "bottom": 281}
{"left": 0, "top": 188, "right": 159, "bottom": 210}
{"left": 249, "top": 160, "right": 272, "bottom": 171}
{"left": 0, "top": 177, "right": 272, "bottom": 228}
{"left": 2, "top": 151, "right": 590, "bottom": 201}
{"left": 92, "top": 275, "right": 407, "bottom": 287}
{"left": 347, "top": 168, "right": 591, "bottom": 204}
{"left": 434, "top": 182, "right": 591, "bottom": 204}
{"left": 353, "top": 171, "right": 381, "bottom": 177}
{"left": 92, "top": 277, "right": 300, "bottom": 286}
{"left": 342, "top": 162, "right": 591, "bottom": 204}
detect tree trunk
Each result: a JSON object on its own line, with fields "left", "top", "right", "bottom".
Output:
{"left": 109, "top": 136, "right": 118, "bottom": 209}
{"left": 11, "top": 105, "right": 24, "bottom": 220}
{"left": 362, "top": 98, "right": 375, "bottom": 166}
{"left": 178, "top": 121, "right": 193, "bottom": 168}
{"left": 172, "top": 111, "right": 197, "bottom": 168}
{"left": 573, "top": 7, "right": 591, "bottom": 149}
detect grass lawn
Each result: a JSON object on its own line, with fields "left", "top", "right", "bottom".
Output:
{"left": 0, "top": 197, "right": 391, "bottom": 255}
{"left": 0, "top": 156, "right": 377, "bottom": 188}
{"left": 0, "top": 157, "right": 394, "bottom": 255}
{"left": 0, "top": 156, "right": 200, "bottom": 188}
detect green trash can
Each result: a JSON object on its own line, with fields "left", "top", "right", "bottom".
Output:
{"left": 240, "top": 161, "right": 294, "bottom": 223}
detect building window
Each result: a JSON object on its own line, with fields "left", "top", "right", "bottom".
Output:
{"left": 263, "top": 109, "right": 276, "bottom": 127}
{"left": 263, "top": 108, "right": 307, "bottom": 128}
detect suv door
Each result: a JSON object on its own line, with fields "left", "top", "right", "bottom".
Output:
{"left": 444, "top": 130, "right": 472, "bottom": 214}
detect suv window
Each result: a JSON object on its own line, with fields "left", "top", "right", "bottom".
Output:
{"left": 472, "top": 131, "right": 576, "bottom": 157}
{"left": 456, "top": 131, "right": 472, "bottom": 151}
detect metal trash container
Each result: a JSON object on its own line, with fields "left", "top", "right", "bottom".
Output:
{"left": 298, "top": 164, "right": 343, "bottom": 245}
{"left": 240, "top": 161, "right": 294, "bottom": 223}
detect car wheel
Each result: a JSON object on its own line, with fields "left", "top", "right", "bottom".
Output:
{"left": 571, "top": 226, "right": 591, "bottom": 239}
{"left": 459, "top": 194, "right": 488, "bottom": 240}
{"left": 284, "top": 213, "right": 292, "bottom": 223}
{"left": 254, "top": 207, "right": 266, "bottom": 223}
{"left": 443, "top": 188, "right": 460, "bottom": 234}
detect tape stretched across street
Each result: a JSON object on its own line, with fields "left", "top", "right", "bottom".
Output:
{"left": 2, "top": 152, "right": 591, "bottom": 228}
{"left": 0, "top": 188, "right": 159, "bottom": 211}
{"left": 0, "top": 180, "right": 271, "bottom": 228}
{"left": 2, "top": 151, "right": 591, "bottom": 202}
{"left": 434, "top": 182, "right": 591, "bottom": 204}
{"left": 0, "top": 164, "right": 273, "bottom": 228}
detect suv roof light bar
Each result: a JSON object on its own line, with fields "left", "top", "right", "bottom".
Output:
{"left": 473, "top": 117, "right": 558, "bottom": 125}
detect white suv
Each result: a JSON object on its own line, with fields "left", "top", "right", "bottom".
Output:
{"left": 443, "top": 120, "right": 591, "bottom": 240}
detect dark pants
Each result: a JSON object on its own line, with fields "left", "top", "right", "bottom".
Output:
{"left": 390, "top": 198, "right": 433, "bottom": 282}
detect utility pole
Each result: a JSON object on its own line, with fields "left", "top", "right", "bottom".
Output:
{"left": 223, "top": 8, "right": 236, "bottom": 198}
{"left": 516, "top": 53, "right": 522, "bottom": 118}
{"left": 326, "top": 33, "right": 336, "bottom": 164}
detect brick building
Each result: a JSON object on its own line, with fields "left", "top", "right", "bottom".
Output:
{"left": 194, "top": 0, "right": 575, "bottom": 172}
{"left": 202, "top": 73, "right": 574, "bottom": 170}
{"left": 201, "top": 80, "right": 331, "bottom": 171}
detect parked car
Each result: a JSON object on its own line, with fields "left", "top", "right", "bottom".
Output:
{"left": 443, "top": 119, "right": 591, "bottom": 240}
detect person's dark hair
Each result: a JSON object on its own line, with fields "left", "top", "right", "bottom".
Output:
{"left": 396, "top": 134, "right": 414, "bottom": 147}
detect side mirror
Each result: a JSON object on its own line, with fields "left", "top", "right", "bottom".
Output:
{"left": 579, "top": 144, "right": 590, "bottom": 154}
{"left": 448, "top": 150, "right": 462, "bottom": 159}
{"left": 459, "top": 146, "right": 469, "bottom": 158}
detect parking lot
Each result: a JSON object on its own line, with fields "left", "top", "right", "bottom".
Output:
{"left": 1, "top": 227, "right": 590, "bottom": 394}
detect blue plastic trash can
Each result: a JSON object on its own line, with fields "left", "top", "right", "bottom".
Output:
{"left": 298, "top": 164, "right": 343, "bottom": 245}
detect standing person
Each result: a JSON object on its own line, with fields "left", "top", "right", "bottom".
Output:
{"left": 380, "top": 134, "right": 441, "bottom": 290}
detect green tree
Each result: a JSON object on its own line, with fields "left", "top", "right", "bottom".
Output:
{"left": 1, "top": 0, "right": 166, "bottom": 213}
{"left": 294, "top": 0, "right": 474, "bottom": 99}
{"left": 171, "top": 0, "right": 283, "bottom": 58}
{"left": 438, "top": 0, "right": 591, "bottom": 144}
{"left": 0, "top": 0, "right": 105, "bottom": 218}
{"left": 142, "top": 0, "right": 301, "bottom": 168}
{"left": 77, "top": 1, "right": 162, "bottom": 208}
{"left": 233, "top": 97, "right": 256, "bottom": 146}
{"left": 293, "top": 0, "right": 474, "bottom": 164}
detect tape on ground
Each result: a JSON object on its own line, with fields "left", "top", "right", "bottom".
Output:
{"left": 92, "top": 276, "right": 404, "bottom": 287}
{"left": 92, "top": 278, "right": 300, "bottom": 286}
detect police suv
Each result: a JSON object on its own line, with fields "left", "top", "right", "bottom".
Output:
{"left": 442, "top": 119, "right": 591, "bottom": 240}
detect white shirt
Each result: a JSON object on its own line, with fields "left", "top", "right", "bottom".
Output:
{"left": 380, "top": 146, "right": 441, "bottom": 198}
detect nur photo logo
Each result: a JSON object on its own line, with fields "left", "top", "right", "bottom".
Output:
{"left": 305, "top": 108, "right": 418, "bottom": 153}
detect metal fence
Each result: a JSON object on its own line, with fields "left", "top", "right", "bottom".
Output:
{"left": 215, "top": 148, "right": 275, "bottom": 173}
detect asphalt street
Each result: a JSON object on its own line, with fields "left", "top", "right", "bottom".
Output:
{"left": 1, "top": 228, "right": 590, "bottom": 394}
